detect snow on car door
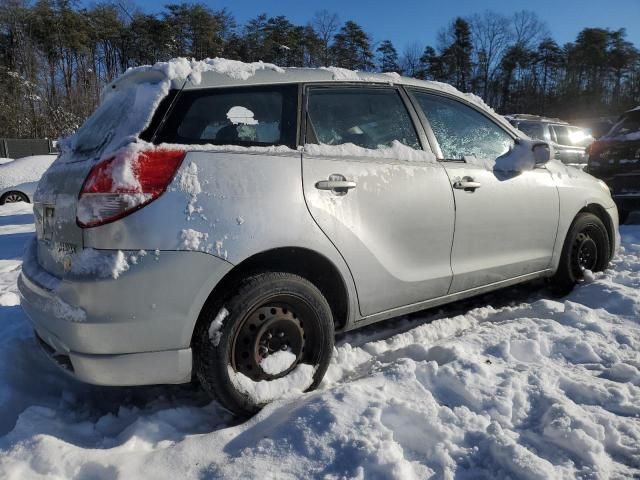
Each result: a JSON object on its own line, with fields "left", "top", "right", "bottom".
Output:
{"left": 302, "top": 86, "right": 455, "bottom": 317}
{"left": 408, "top": 90, "right": 559, "bottom": 293}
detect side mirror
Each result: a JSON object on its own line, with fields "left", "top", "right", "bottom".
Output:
{"left": 532, "top": 142, "right": 551, "bottom": 165}
{"left": 494, "top": 138, "right": 553, "bottom": 172}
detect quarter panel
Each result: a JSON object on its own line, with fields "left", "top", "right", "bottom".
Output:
{"left": 83, "top": 150, "right": 360, "bottom": 327}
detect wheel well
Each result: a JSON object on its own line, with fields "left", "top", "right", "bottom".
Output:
{"left": 194, "top": 247, "right": 350, "bottom": 341}
{"left": 579, "top": 204, "right": 615, "bottom": 261}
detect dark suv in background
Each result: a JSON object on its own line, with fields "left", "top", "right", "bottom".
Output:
{"left": 506, "top": 114, "right": 593, "bottom": 165}
{"left": 587, "top": 107, "right": 640, "bottom": 224}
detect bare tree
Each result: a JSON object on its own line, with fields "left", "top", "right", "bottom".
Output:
{"left": 512, "top": 10, "right": 550, "bottom": 49}
{"left": 311, "top": 10, "right": 339, "bottom": 66}
{"left": 469, "top": 11, "right": 512, "bottom": 100}
{"left": 400, "top": 42, "right": 423, "bottom": 78}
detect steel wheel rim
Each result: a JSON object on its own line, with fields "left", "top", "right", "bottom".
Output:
{"left": 572, "top": 231, "right": 599, "bottom": 273}
{"left": 230, "top": 295, "right": 316, "bottom": 381}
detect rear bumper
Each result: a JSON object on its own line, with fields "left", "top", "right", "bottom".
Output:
{"left": 19, "top": 238, "right": 233, "bottom": 385}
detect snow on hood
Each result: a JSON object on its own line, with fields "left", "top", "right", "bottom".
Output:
{"left": 0, "top": 155, "right": 56, "bottom": 190}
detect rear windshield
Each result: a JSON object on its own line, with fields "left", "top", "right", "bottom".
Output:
{"left": 154, "top": 85, "right": 298, "bottom": 148}
{"left": 72, "top": 82, "right": 168, "bottom": 155}
{"left": 516, "top": 121, "right": 546, "bottom": 141}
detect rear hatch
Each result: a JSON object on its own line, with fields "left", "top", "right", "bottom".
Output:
{"left": 33, "top": 69, "right": 181, "bottom": 279}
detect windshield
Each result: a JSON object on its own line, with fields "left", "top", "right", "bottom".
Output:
{"left": 609, "top": 111, "right": 640, "bottom": 137}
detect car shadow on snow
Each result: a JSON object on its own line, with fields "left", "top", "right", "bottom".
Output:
{"left": 0, "top": 232, "right": 33, "bottom": 260}
{"left": 0, "top": 302, "right": 234, "bottom": 448}
{"left": 0, "top": 213, "right": 33, "bottom": 227}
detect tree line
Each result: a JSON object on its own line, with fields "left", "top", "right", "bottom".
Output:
{"left": 1, "top": 0, "right": 639, "bottom": 139}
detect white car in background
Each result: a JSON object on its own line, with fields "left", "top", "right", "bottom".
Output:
{"left": 0, "top": 154, "right": 57, "bottom": 205}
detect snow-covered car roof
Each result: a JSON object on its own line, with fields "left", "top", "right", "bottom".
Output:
{"left": 0, "top": 154, "right": 57, "bottom": 190}
{"left": 107, "top": 58, "right": 501, "bottom": 122}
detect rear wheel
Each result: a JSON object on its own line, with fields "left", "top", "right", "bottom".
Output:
{"left": 194, "top": 272, "right": 334, "bottom": 416}
{"left": 0, "top": 191, "right": 28, "bottom": 205}
{"left": 550, "top": 212, "right": 610, "bottom": 295}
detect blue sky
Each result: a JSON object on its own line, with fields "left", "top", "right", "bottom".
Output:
{"left": 126, "top": 0, "right": 640, "bottom": 51}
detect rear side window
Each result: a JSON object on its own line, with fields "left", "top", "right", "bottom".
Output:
{"left": 155, "top": 85, "right": 298, "bottom": 148}
{"left": 517, "top": 122, "right": 546, "bottom": 141}
{"left": 551, "top": 125, "right": 571, "bottom": 146}
{"left": 306, "top": 87, "right": 421, "bottom": 150}
{"left": 410, "top": 91, "right": 513, "bottom": 161}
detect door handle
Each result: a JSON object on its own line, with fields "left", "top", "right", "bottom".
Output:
{"left": 315, "top": 174, "right": 357, "bottom": 195}
{"left": 453, "top": 177, "right": 481, "bottom": 192}
{"left": 315, "top": 180, "right": 357, "bottom": 190}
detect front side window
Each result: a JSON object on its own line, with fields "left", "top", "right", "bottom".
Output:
{"left": 306, "top": 87, "right": 421, "bottom": 150}
{"left": 410, "top": 91, "right": 514, "bottom": 161}
{"left": 155, "top": 85, "right": 298, "bottom": 147}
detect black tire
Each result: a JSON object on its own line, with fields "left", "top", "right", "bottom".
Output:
{"left": 550, "top": 212, "right": 610, "bottom": 295}
{"left": 0, "top": 191, "right": 29, "bottom": 205}
{"left": 193, "top": 272, "right": 334, "bottom": 416}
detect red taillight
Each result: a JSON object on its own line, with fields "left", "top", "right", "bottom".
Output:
{"left": 77, "top": 149, "right": 185, "bottom": 228}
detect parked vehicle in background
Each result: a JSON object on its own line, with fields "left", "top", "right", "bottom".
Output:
{"left": 506, "top": 114, "right": 593, "bottom": 165}
{"left": 586, "top": 106, "right": 640, "bottom": 224}
{"left": 0, "top": 181, "right": 38, "bottom": 205}
{"left": 0, "top": 154, "right": 56, "bottom": 205}
{"left": 18, "top": 60, "right": 618, "bottom": 416}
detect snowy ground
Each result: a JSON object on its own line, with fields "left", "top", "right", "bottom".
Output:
{"left": 0, "top": 202, "right": 639, "bottom": 480}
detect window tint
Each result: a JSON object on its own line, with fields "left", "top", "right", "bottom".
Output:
{"left": 306, "top": 88, "right": 421, "bottom": 150}
{"left": 517, "top": 122, "right": 545, "bottom": 141}
{"left": 155, "top": 85, "right": 298, "bottom": 147}
{"left": 411, "top": 91, "right": 513, "bottom": 161}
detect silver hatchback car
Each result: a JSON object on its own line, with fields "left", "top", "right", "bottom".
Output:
{"left": 19, "top": 60, "right": 618, "bottom": 415}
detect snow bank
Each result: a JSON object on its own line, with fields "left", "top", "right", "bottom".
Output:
{"left": 0, "top": 155, "right": 56, "bottom": 190}
{"left": 0, "top": 157, "right": 13, "bottom": 165}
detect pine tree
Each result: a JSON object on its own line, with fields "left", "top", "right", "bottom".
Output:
{"left": 377, "top": 40, "right": 399, "bottom": 72}
{"left": 331, "top": 20, "right": 374, "bottom": 71}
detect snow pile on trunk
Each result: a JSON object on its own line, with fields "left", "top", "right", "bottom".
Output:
{"left": 0, "top": 155, "right": 56, "bottom": 190}
{"left": 51, "top": 57, "right": 284, "bottom": 175}
{"left": 1, "top": 204, "right": 640, "bottom": 478}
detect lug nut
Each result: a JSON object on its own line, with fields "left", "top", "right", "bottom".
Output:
{"left": 280, "top": 344, "right": 288, "bottom": 351}
{"left": 277, "top": 331, "right": 285, "bottom": 338}
{"left": 259, "top": 346, "right": 268, "bottom": 356}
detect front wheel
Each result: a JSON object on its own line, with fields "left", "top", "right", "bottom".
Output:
{"left": 550, "top": 212, "right": 610, "bottom": 295}
{"left": 194, "top": 272, "right": 334, "bottom": 416}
